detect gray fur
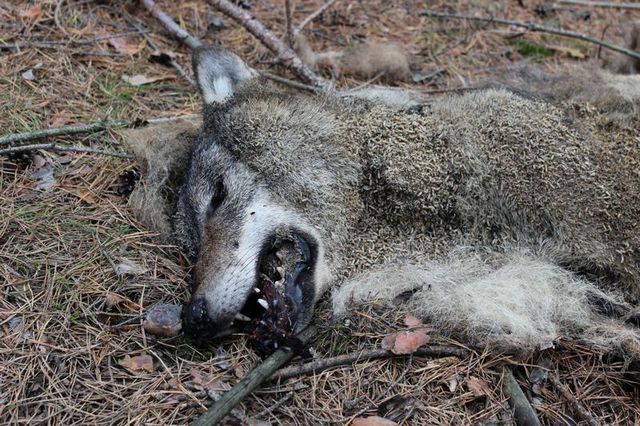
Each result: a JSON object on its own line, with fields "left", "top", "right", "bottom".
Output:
{"left": 132, "top": 49, "right": 639, "bottom": 351}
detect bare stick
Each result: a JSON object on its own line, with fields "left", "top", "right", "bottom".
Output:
{"left": 547, "top": 374, "right": 598, "bottom": 426}
{"left": 502, "top": 368, "right": 541, "bottom": 426}
{"left": 259, "top": 70, "right": 318, "bottom": 92}
{"left": 423, "top": 10, "right": 640, "bottom": 61}
{"left": 207, "top": 0, "right": 326, "bottom": 88}
{"left": 191, "top": 326, "right": 317, "bottom": 426}
{"left": 270, "top": 345, "right": 468, "bottom": 381}
{"left": 556, "top": 0, "right": 640, "bottom": 10}
{"left": 0, "top": 121, "right": 128, "bottom": 146}
{"left": 0, "top": 143, "right": 132, "bottom": 159}
{"left": 295, "top": 0, "right": 337, "bottom": 35}
{"left": 284, "top": 0, "right": 295, "bottom": 47}
{"left": 0, "top": 31, "right": 147, "bottom": 50}
{"left": 140, "top": 0, "right": 203, "bottom": 50}
{"left": 129, "top": 18, "right": 195, "bottom": 86}
{"left": 0, "top": 115, "right": 198, "bottom": 147}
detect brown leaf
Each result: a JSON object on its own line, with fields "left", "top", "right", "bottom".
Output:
{"left": 119, "top": 354, "right": 154, "bottom": 373}
{"left": 352, "top": 416, "right": 398, "bottom": 426}
{"left": 403, "top": 314, "right": 423, "bottom": 328}
{"left": 466, "top": 376, "right": 491, "bottom": 397}
{"left": 143, "top": 303, "right": 182, "bottom": 337}
{"left": 16, "top": 5, "right": 42, "bottom": 20}
{"left": 121, "top": 74, "right": 172, "bottom": 87}
{"left": 75, "top": 188, "right": 98, "bottom": 205}
{"left": 105, "top": 292, "right": 125, "bottom": 309}
{"left": 189, "top": 368, "right": 230, "bottom": 393}
{"left": 381, "top": 333, "right": 397, "bottom": 351}
{"left": 114, "top": 258, "right": 147, "bottom": 276}
{"left": 388, "top": 330, "right": 430, "bottom": 355}
{"left": 108, "top": 37, "right": 141, "bottom": 55}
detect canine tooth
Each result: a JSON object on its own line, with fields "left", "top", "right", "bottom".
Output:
{"left": 254, "top": 287, "right": 261, "bottom": 293}
{"left": 235, "top": 313, "right": 251, "bottom": 321}
{"left": 257, "top": 298, "right": 269, "bottom": 309}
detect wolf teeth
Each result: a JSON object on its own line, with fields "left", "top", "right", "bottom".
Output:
{"left": 253, "top": 287, "right": 261, "bottom": 293}
{"left": 235, "top": 313, "right": 251, "bottom": 321}
{"left": 257, "top": 298, "right": 269, "bottom": 309}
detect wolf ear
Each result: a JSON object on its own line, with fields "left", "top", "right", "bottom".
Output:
{"left": 193, "top": 47, "right": 256, "bottom": 104}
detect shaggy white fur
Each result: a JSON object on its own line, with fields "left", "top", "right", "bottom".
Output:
{"left": 333, "top": 249, "right": 638, "bottom": 351}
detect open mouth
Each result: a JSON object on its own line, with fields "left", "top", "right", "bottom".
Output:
{"left": 235, "top": 231, "right": 313, "bottom": 355}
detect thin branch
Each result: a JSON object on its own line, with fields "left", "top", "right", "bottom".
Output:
{"left": 0, "top": 121, "right": 128, "bottom": 146}
{"left": 270, "top": 345, "right": 468, "bottom": 381}
{"left": 259, "top": 70, "right": 318, "bottom": 92}
{"left": 422, "top": 10, "right": 640, "bottom": 61}
{"left": 0, "top": 116, "right": 199, "bottom": 147}
{"left": 555, "top": 0, "right": 640, "bottom": 10}
{"left": 295, "top": 0, "right": 337, "bottom": 35}
{"left": 140, "top": 0, "right": 203, "bottom": 50}
{"left": 502, "top": 368, "right": 542, "bottom": 426}
{"left": 284, "top": 0, "right": 295, "bottom": 47}
{"left": 191, "top": 326, "right": 317, "bottom": 426}
{"left": 129, "top": 18, "right": 195, "bottom": 86}
{"left": 0, "top": 31, "right": 147, "bottom": 50}
{"left": 207, "top": 0, "right": 327, "bottom": 88}
{"left": 547, "top": 373, "right": 599, "bottom": 426}
{"left": 0, "top": 143, "right": 133, "bottom": 159}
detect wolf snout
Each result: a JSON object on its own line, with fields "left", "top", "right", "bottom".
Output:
{"left": 182, "top": 297, "right": 214, "bottom": 337}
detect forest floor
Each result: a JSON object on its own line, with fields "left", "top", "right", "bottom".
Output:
{"left": 1, "top": 0, "right": 639, "bottom": 424}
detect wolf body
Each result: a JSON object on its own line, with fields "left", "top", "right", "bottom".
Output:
{"left": 157, "top": 48, "right": 640, "bottom": 351}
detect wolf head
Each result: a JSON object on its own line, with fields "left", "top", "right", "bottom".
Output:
{"left": 175, "top": 48, "right": 361, "bottom": 338}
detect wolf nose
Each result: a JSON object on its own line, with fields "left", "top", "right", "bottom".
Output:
{"left": 183, "top": 297, "right": 209, "bottom": 333}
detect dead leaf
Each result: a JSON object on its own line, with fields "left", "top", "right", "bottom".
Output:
{"left": 105, "top": 292, "right": 125, "bottom": 309}
{"left": 382, "top": 330, "right": 430, "bottom": 355}
{"left": 114, "top": 258, "right": 147, "bottom": 276}
{"left": 466, "top": 376, "right": 491, "bottom": 397}
{"left": 403, "top": 314, "right": 423, "bottom": 328}
{"left": 21, "top": 69, "right": 35, "bottom": 81}
{"left": 143, "top": 303, "right": 182, "bottom": 337}
{"left": 31, "top": 156, "right": 55, "bottom": 191}
{"left": 189, "top": 368, "right": 230, "bottom": 393}
{"left": 118, "top": 354, "right": 154, "bottom": 373}
{"left": 352, "top": 416, "right": 398, "bottom": 426}
{"left": 121, "top": 74, "right": 172, "bottom": 87}
{"left": 75, "top": 188, "right": 98, "bottom": 205}
{"left": 149, "top": 50, "right": 177, "bottom": 67}
{"left": 446, "top": 375, "right": 459, "bottom": 393}
{"left": 108, "top": 37, "right": 141, "bottom": 55}
{"left": 16, "top": 5, "right": 42, "bottom": 20}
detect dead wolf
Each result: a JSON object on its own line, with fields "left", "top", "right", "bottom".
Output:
{"left": 128, "top": 47, "right": 640, "bottom": 353}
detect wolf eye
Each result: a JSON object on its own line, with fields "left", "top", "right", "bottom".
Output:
{"left": 207, "top": 180, "right": 226, "bottom": 216}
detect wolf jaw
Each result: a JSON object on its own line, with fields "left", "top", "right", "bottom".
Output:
{"left": 177, "top": 48, "right": 331, "bottom": 342}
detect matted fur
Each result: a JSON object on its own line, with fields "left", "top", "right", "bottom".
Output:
{"left": 124, "top": 64, "right": 640, "bottom": 353}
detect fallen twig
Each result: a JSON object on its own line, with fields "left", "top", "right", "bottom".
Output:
{"left": 295, "top": 0, "right": 337, "bottom": 35}
{"left": 0, "top": 121, "right": 128, "bottom": 146}
{"left": 207, "top": 0, "right": 326, "bottom": 88}
{"left": 0, "top": 143, "right": 132, "bottom": 159}
{"left": 128, "top": 18, "right": 195, "bottom": 86}
{"left": 271, "top": 345, "right": 468, "bottom": 381}
{"left": 502, "top": 367, "right": 541, "bottom": 426}
{"left": 284, "top": 0, "right": 295, "bottom": 47}
{"left": 259, "top": 70, "right": 319, "bottom": 92}
{"left": 423, "top": 10, "right": 640, "bottom": 61}
{"left": 0, "top": 31, "right": 147, "bottom": 50}
{"left": 548, "top": 373, "right": 599, "bottom": 426}
{"left": 191, "top": 326, "right": 318, "bottom": 426}
{"left": 140, "top": 0, "right": 203, "bottom": 50}
{"left": 556, "top": 0, "right": 640, "bottom": 10}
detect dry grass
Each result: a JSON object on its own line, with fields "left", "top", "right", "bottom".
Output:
{"left": 1, "top": 0, "right": 639, "bottom": 424}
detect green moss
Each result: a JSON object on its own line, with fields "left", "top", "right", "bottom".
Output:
{"left": 511, "top": 40, "right": 554, "bottom": 60}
